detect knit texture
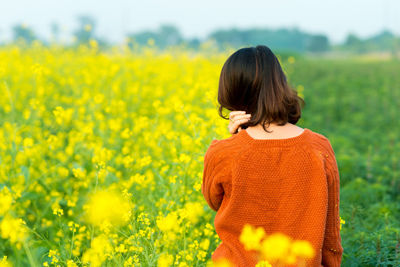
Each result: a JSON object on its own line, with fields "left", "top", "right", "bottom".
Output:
{"left": 201, "top": 128, "right": 343, "bottom": 267}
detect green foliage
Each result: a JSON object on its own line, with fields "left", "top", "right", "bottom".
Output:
{"left": 12, "top": 24, "right": 37, "bottom": 44}
{"left": 287, "top": 58, "right": 400, "bottom": 266}
{"left": 127, "top": 24, "right": 185, "bottom": 49}
{"left": 208, "top": 27, "right": 330, "bottom": 53}
{"left": 338, "top": 30, "right": 400, "bottom": 55}
{"left": 73, "top": 15, "right": 96, "bottom": 44}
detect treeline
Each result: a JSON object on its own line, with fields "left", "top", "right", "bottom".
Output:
{"left": 339, "top": 30, "right": 400, "bottom": 54}
{"left": 3, "top": 15, "right": 400, "bottom": 55}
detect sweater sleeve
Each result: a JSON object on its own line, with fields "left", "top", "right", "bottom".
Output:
{"left": 321, "top": 140, "right": 344, "bottom": 267}
{"left": 201, "top": 139, "right": 224, "bottom": 212}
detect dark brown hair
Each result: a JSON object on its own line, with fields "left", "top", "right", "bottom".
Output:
{"left": 217, "top": 45, "right": 305, "bottom": 133}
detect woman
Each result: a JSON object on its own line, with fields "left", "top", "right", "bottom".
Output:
{"left": 201, "top": 45, "right": 343, "bottom": 267}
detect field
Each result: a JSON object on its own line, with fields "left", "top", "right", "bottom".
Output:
{"left": 0, "top": 43, "right": 399, "bottom": 266}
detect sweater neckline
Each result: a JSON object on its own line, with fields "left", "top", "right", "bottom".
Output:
{"left": 239, "top": 127, "right": 310, "bottom": 146}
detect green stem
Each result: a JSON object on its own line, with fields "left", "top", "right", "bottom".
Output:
{"left": 23, "top": 240, "right": 38, "bottom": 267}
{"left": 70, "top": 227, "right": 75, "bottom": 258}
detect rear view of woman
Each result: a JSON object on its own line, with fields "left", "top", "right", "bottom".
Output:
{"left": 201, "top": 45, "right": 343, "bottom": 266}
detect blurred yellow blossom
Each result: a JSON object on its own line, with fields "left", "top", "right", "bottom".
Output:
{"left": 239, "top": 223, "right": 266, "bottom": 251}
{"left": 0, "top": 256, "right": 12, "bottom": 267}
{"left": 260, "top": 232, "right": 292, "bottom": 262}
{"left": 0, "top": 214, "right": 28, "bottom": 248}
{"left": 290, "top": 239, "right": 315, "bottom": 259}
{"left": 82, "top": 234, "right": 112, "bottom": 267}
{"left": 84, "top": 24, "right": 92, "bottom": 31}
{"left": 157, "top": 253, "right": 174, "bottom": 267}
{"left": 255, "top": 260, "right": 272, "bottom": 267}
{"left": 156, "top": 212, "right": 179, "bottom": 232}
{"left": 83, "top": 189, "right": 133, "bottom": 227}
{"left": 0, "top": 187, "right": 13, "bottom": 216}
{"left": 212, "top": 257, "right": 234, "bottom": 267}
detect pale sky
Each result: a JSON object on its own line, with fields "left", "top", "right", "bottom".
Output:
{"left": 0, "top": 0, "right": 399, "bottom": 45}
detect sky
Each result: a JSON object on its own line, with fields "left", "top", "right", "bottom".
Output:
{"left": 0, "top": 0, "right": 399, "bottom": 45}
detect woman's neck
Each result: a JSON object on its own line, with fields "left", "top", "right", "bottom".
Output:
{"left": 246, "top": 122, "right": 304, "bottom": 139}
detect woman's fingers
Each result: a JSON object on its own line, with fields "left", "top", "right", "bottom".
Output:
{"left": 233, "top": 114, "right": 251, "bottom": 121}
{"left": 229, "top": 117, "right": 251, "bottom": 134}
{"left": 228, "top": 111, "right": 252, "bottom": 134}
{"left": 229, "top": 111, "right": 246, "bottom": 120}
{"left": 233, "top": 118, "right": 251, "bottom": 127}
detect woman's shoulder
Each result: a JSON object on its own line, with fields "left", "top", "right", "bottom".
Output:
{"left": 206, "top": 131, "right": 242, "bottom": 149}
{"left": 204, "top": 134, "right": 244, "bottom": 163}
{"left": 308, "top": 129, "right": 329, "bottom": 142}
{"left": 306, "top": 128, "right": 337, "bottom": 157}
{"left": 205, "top": 137, "right": 233, "bottom": 157}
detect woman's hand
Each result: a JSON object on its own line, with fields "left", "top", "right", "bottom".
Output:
{"left": 228, "top": 111, "right": 251, "bottom": 134}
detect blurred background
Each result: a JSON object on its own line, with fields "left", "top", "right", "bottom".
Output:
{"left": 1, "top": 0, "right": 400, "bottom": 57}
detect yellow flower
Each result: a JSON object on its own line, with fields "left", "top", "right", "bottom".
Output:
{"left": 52, "top": 106, "right": 73, "bottom": 125}
{"left": 255, "top": 260, "right": 272, "bottom": 267}
{"left": 297, "top": 84, "right": 305, "bottom": 99}
{"left": 0, "top": 255, "right": 12, "bottom": 267}
{"left": 83, "top": 189, "right": 133, "bottom": 227}
{"left": 340, "top": 217, "right": 346, "bottom": 230}
{"left": 82, "top": 234, "right": 112, "bottom": 267}
{"left": 0, "top": 187, "right": 13, "bottom": 216}
{"left": 52, "top": 207, "right": 64, "bottom": 217}
{"left": 290, "top": 240, "right": 315, "bottom": 259}
{"left": 0, "top": 214, "right": 28, "bottom": 247}
{"left": 48, "top": 249, "right": 60, "bottom": 264}
{"left": 183, "top": 202, "right": 204, "bottom": 224}
{"left": 66, "top": 259, "right": 78, "bottom": 267}
{"left": 212, "top": 257, "right": 234, "bottom": 267}
{"left": 200, "top": 239, "right": 210, "bottom": 250}
{"left": 89, "top": 39, "right": 98, "bottom": 49}
{"left": 147, "top": 38, "right": 155, "bottom": 46}
{"left": 72, "top": 168, "right": 86, "bottom": 179}
{"left": 84, "top": 24, "right": 92, "bottom": 31}
{"left": 23, "top": 137, "right": 34, "bottom": 147}
{"left": 284, "top": 253, "right": 297, "bottom": 265}
{"left": 239, "top": 223, "right": 266, "bottom": 251}
{"left": 156, "top": 212, "right": 179, "bottom": 232}
{"left": 157, "top": 253, "right": 174, "bottom": 267}
{"left": 260, "top": 232, "right": 292, "bottom": 262}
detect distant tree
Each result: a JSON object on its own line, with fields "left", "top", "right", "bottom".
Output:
{"left": 306, "top": 34, "right": 330, "bottom": 52}
{"left": 395, "top": 37, "right": 400, "bottom": 59}
{"left": 367, "top": 29, "right": 395, "bottom": 51}
{"left": 126, "top": 24, "right": 183, "bottom": 49}
{"left": 343, "top": 33, "right": 366, "bottom": 53}
{"left": 207, "top": 27, "right": 328, "bottom": 53}
{"left": 159, "top": 24, "right": 183, "bottom": 46}
{"left": 12, "top": 24, "right": 37, "bottom": 44}
{"left": 345, "top": 33, "right": 362, "bottom": 46}
{"left": 186, "top": 37, "right": 201, "bottom": 49}
{"left": 208, "top": 28, "right": 241, "bottom": 46}
{"left": 73, "top": 15, "right": 96, "bottom": 44}
{"left": 127, "top": 30, "right": 157, "bottom": 46}
{"left": 50, "top": 22, "right": 60, "bottom": 43}
{"left": 342, "top": 30, "right": 398, "bottom": 54}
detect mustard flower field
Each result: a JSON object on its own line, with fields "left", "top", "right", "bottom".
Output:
{"left": 0, "top": 43, "right": 399, "bottom": 266}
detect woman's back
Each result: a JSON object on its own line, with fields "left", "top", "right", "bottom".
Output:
{"left": 202, "top": 127, "right": 343, "bottom": 267}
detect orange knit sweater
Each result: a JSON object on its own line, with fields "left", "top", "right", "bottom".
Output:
{"left": 201, "top": 128, "right": 343, "bottom": 267}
